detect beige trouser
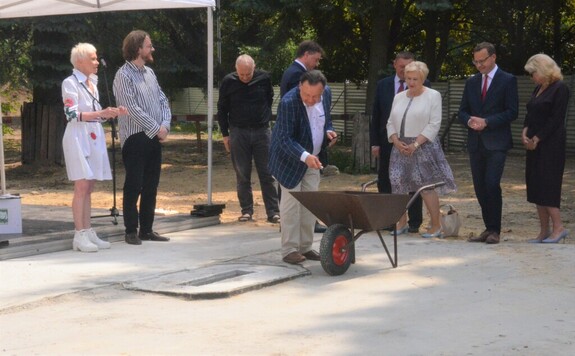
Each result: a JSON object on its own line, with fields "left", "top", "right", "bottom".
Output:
{"left": 280, "top": 168, "right": 321, "bottom": 257}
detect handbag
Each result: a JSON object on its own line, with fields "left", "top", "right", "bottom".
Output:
{"left": 440, "top": 204, "right": 461, "bottom": 237}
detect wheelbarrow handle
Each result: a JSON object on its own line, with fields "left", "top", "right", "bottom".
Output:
{"left": 361, "top": 179, "right": 379, "bottom": 192}
{"left": 405, "top": 182, "right": 446, "bottom": 210}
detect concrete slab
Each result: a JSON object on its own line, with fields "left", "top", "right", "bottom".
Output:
{"left": 123, "top": 263, "right": 309, "bottom": 299}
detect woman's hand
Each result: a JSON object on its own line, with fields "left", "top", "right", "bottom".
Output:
{"left": 393, "top": 140, "right": 410, "bottom": 156}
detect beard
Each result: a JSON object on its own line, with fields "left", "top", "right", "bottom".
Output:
{"left": 143, "top": 53, "right": 154, "bottom": 64}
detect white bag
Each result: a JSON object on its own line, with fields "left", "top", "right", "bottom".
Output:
{"left": 440, "top": 204, "right": 461, "bottom": 237}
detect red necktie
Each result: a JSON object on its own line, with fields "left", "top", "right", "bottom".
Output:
{"left": 397, "top": 80, "right": 405, "bottom": 94}
{"left": 481, "top": 75, "right": 488, "bottom": 101}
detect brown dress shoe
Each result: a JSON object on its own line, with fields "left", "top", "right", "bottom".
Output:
{"left": 485, "top": 232, "right": 500, "bottom": 244}
{"left": 283, "top": 251, "right": 306, "bottom": 264}
{"left": 125, "top": 232, "right": 142, "bottom": 245}
{"left": 302, "top": 250, "right": 321, "bottom": 261}
{"left": 139, "top": 231, "right": 170, "bottom": 242}
{"left": 468, "top": 230, "right": 491, "bottom": 243}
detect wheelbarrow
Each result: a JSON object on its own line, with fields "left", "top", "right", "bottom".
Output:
{"left": 290, "top": 182, "right": 444, "bottom": 276}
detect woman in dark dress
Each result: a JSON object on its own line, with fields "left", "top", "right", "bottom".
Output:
{"left": 522, "top": 54, "right": 569, "bottom": 243}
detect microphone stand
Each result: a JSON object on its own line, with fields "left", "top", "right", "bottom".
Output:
{"left": 91, "top": 58, "right": 121, "bottom": 225}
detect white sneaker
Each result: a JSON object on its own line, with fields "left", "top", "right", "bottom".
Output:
{"left": 72, "top": 230, "right": 98, "bottom": 252}
{"left": 87, "top": 228, "right": 111, "bottom": 249}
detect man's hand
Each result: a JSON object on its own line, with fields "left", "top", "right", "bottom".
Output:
{"left": 158, "top": 126, "right": 169, "bottom": 142}
{"left": 371, "top": 145, "right": 380, "bottom": 158}
{"left": 327, "top": 131, "right": 338, "bottom": 148}
{"left": 305, "top": 154, "right": 323, "bottom": 169}
{"left": 223, "top": 136, "right": 230, "bottom": 153}
{"left": 468, "top": 116, "right": 487, "bottom": 131}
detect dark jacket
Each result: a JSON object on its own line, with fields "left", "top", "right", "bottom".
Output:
{"left": 269, "top": 85, "right": 333, "bottom": 189}
{"left": 217, "top": 69, "right": 274, "bottom": 137}
{"left": 279, "top": 61, "right": 306, "bottom": 98}
{"left": 458, "top": 68, "right": 519, "bottom": 152}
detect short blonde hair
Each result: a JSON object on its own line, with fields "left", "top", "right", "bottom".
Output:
{"left": 404, "top": 61, "right": 429, "bottom": 81}
{"left": 524, "top": 53, "right": 563, "bottom": 83}
{"left": 70, "top": 43, "right": 97, "bottom": 68}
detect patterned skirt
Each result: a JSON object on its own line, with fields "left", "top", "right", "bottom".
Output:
{"left": 389, "top": 137, "right": 456, "bottom": 195}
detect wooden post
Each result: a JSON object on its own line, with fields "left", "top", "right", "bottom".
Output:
{"left": 351, "top": 112, "right": 372, "bottom": 173}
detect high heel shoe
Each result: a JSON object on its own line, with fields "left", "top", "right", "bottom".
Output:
{"left": 87, "top": 228, "right": 111, "bottom": 249}
{"left": 542, "top": 230, "right": 568, "bottom": 244}
{"left": 421, "top": 229, "right": 443, "bottom": 238}
{"left": 72, "top": 230, "right": 98, "bottom": 252}
{"left": 528, "top": 233, "right": 549, "bottom": 243}
{"left": 390, "top": 225, "right": 409, "bottom": 236}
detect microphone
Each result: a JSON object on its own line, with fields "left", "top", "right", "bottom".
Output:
{"left": 100, "top": 57, "right": 108, "bottom": 68}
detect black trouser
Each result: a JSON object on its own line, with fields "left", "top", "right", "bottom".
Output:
{"left": 377, "top": 145, "right": 422, "bottom": 229}
{"left": 229, "top": 126, "right": 279, "bottom": 218}
{"left": 121, "top": 132, "right": 162, "bottom": 234}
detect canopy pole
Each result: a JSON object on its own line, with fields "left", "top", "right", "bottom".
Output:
{"left": 206, "top": 5, "right": 213, "bottom": 205}
{"left": 0, "top": 97, "right": 6, "bottom": 195}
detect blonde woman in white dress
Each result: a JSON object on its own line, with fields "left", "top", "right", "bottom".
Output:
{"left": 62, "top": 43, "right": 127, "bottom": 252}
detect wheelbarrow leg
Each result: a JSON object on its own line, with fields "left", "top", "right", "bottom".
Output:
{"left": 376, "top": 229, "right": 398, "bottom": 268}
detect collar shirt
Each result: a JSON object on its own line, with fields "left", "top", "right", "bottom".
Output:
{"left": 113, "top": 61, "right": 171, "bottom": 147}
{"left": 62, "top": 68, "right": 101, "bottom": 122}
{"left": 395, "top": 75, "right": 405, "bottom": 93}
{"left": 483, "top": 65, "right": 499, "bottom": 92}
{"left": 305, "top": 97, "right": 325, "bottom": 156}
{"left": 294, "top": 59, "right": 307, "bottom": 71}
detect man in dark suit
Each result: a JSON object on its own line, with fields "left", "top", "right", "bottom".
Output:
{"left": 279, "top": 40, "right": 324, "bottom": 98}
{"left": 458, "top": 42, "right": 518, "bottom": 244}
{"left": 269, "top": 70, "right": 338, "bottom": 264}
{"left": 280, "top": 40, "right": 327, "bottom": 233}
{"left": 370, "top": 51, "right": 428, "bottom": 233}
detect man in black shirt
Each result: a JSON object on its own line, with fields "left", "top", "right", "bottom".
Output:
{"left": 217, "top": 54, "right": 280, "bottom": 223}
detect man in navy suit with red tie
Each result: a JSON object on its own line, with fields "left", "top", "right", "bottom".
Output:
{"left": 370, "top": 51, "right": 428, "bottom": 233}
{"left": 459, "top": 42, "right": 518, "bottom": 244}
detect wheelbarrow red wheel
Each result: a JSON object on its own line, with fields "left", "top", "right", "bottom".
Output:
{"left": 320, "top": 224, "right": 353, "bottom": 276}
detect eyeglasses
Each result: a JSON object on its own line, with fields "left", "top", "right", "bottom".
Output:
{"left": 472, "top": 54, "right": 492, "bottom": 66}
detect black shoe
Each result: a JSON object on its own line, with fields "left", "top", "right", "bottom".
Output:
{"left": 125, "top": 232, "right": 142, "bottom": 245}
{"left": 408, "top": 226, "right": 420, "bottom": 233}
{"left": 267, "top": 214, "right": 280, "bottom": 223}
{"left": 0, "top": 240, "right": 9, "bottom": 248}
{"left": 314, "top": 222, "right": 327, "bottom": 233}
{"left": 139, "top": 231, "right": 170, "bottom": 242}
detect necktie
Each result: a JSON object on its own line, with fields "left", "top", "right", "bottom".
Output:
{"left": 397, "top": 80, "right": 405, "bottom": 94}
{"left": 481, "top": 74, "right": 488, "bottom": 101}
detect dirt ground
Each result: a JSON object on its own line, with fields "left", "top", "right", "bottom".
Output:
{"left": 3, "top": 126, "right": 574, "bottom": 242}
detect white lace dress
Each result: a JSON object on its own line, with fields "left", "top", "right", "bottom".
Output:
{"left": 61, "top": 69, "right": 111, "bottom": 181}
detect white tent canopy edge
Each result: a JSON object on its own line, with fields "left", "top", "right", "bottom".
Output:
{"left": 0, "top": 0, "right": 217, "bottom": 205}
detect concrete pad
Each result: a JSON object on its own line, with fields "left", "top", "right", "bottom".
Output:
{"left": 1, "top": 225, "right": 574, "bottom": 355}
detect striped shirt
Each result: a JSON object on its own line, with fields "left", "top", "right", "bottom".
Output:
{"left": 113, "top": 61, "right": 171, "bottom": 147}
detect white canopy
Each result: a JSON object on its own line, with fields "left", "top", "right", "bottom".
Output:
{"left": 0, "top": 0, "right": 217, "bottom": 204}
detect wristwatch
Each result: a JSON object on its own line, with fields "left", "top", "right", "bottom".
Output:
{"left": 413, "top": 141, "right": 420, "bottom": 149}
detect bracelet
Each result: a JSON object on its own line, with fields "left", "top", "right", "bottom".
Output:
{"left": 413, "top": 141, "right": 420, "bottom": 149}
{"left": 79, "top": 112, "right": 82, "bottom": 122}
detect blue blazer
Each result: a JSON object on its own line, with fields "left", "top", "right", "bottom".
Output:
{"left": 458, "top": 68, "right": 518, "bottom": 152}
{"left": 269, "top": 85, "right": 333, "bottom": 189}
{"left": 280, "top": 61, "right": 306, "bottom": 98}
{"left": 370, "top": 76, "right": 431, "bottom": 147}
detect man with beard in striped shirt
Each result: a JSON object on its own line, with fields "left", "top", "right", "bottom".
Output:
{"left": 113, "top": 30, "right": 171, "bottom": 246}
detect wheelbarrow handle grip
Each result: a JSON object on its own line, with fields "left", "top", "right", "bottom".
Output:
{"left": 405, "top": 182, "right": 446, "bottom": 210}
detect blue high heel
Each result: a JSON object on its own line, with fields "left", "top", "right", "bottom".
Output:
{"left": 421, "top": 229, "right": 443, "bottom": 238}
{"left": 528, "top": 233, "right": 549, "bottom": 243}
{"left": 390, "top": 225, "right": 409, "bottom": 236}
{"left": 542, "top": 230, "right": 568, "bottom": 244}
